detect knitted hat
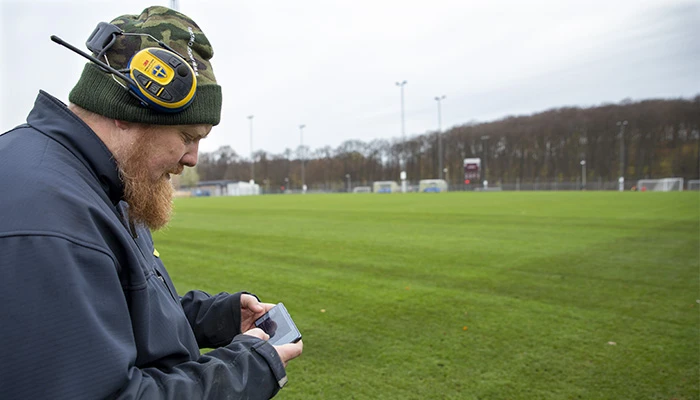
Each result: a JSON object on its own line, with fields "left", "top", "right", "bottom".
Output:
{"left": 69, "top": 6, "right": 222, "bottom": 125}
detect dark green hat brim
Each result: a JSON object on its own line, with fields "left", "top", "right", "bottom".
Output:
{"left": 69, "top": 63, "right": 222, "bottom": 126}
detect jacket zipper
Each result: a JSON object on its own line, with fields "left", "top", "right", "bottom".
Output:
{"left": 154, "top": 268, "right": 179, "bottom": 303}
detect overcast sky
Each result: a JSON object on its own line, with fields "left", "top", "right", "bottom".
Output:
{"left": 1, "top": 0, "right": 698, "bottom": 157}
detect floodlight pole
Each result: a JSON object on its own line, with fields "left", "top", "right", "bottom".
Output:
{"left": 481, "top": 135, "right": 490, "bottom": 185}
{"left": 617, "top": 120, "right": 628, "bottom": 191}
{"left": 396, "top": 81, "right": 408, "bottom": 145}
{"left": 299, "top": 124, "right": 306, "bottom": 193}
{"left": 345, "top": 173, "right": 351, "bottom": 193}
{"left": 435, "top": 95, "right": 446, "bottom": 180}
{"left": 248, "top": 115, "right": 254, "bottom": 182}
{"left": 396, "top": 80, "right": 408, "bottom": 193}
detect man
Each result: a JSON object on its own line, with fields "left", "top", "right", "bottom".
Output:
{"left": 0, "top": 6, "right": 302, "bottom": 399}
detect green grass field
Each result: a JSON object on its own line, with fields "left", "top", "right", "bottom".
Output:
{"left": 154, "top": 191, "right": 699, "bottom": 400}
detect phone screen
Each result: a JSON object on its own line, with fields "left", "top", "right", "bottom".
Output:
{"left": 255, "top": 303, "right": 302, "bottom": 346}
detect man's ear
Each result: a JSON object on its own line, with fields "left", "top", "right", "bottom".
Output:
{"left": 114, "top": 119, "right": 133, "bottom": 130}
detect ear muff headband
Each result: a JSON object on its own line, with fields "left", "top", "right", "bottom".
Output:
{"left": 52, "top": 22, "right": 197, "bottom": 113}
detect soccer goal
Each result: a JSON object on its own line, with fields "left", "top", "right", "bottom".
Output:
{"left": 637, "top": 178, "right": 684, "bottom": 192}
{"left": 372, "top": 181, "right": 400, "bottom": 193}
{"left": 419, "top": 179, "right": 448, "bottom": 193}
{"left": 352, "top": 186, "right": 372, "bottom": 193}
{"left": 687, "top": 180, "right": 700, "bottom": 191}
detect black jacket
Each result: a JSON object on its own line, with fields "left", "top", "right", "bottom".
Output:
{"left": 0, "top": 91, "right": 286, "bottom": 399}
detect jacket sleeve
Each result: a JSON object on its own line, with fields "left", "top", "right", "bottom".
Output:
{"left": 118, "top": 335, "right": 288, "bottom": 399}
{"left": 180, "top": 290, "right": 244, "bottom": 348}
{"left": 0, "top": 234, "right": 285, "bottom": 400}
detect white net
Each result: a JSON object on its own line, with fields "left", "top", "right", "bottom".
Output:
{"left": 418, "top": 179, "right": 448, "bottom": 193}
{"left": 637, "top": 178, "right": 684, "bottom": 192}
{"left": 372, "top": 181, "right": 400, "bottom": 193}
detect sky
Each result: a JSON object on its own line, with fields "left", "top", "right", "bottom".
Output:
{"left": 1, "top": 0, "right": 699, "bottom": 158}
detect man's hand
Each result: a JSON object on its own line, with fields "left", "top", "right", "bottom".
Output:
{"left": 242, "top": 327, "right": 269, "bottom": 341}
{"left": 240, "top": 295, "right": 304, "bottom": 368}
{"left": 239, "top": 294, "right": 275, "bottom": 333}
{"left": 274, "top": 340, "right": 304, "bottom": 368}
{"left": 241, "top": 329, "right": 303, "bottom": 367}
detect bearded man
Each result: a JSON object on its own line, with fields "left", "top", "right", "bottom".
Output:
{"left": 0, "top": 6, "right": 302, "bottom": 399}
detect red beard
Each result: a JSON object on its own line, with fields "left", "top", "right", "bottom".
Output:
{"left": 118, "top": 135, "right": 178, "bottom": 231}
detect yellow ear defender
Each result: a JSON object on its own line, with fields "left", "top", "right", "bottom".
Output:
{"left": 51, "top": 22, "right": 197, "bottom": 113}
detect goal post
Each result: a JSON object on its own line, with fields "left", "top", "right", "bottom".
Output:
{"left": 372, "top": 181, "right": 400, "bottom": 193}
{"left": 637, "top": 178, "right": 684, "bottom": 192}
{"left": 419, "top": 179, "right": 448, "bottom": 193}
{"left": 352, "top": 186, "right": 372, "bottom": 193}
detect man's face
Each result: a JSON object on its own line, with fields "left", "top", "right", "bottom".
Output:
{"left": 117, "top": 123, "right": 211, "bottom": 230}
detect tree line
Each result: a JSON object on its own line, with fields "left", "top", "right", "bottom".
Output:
{"left": 192, "top": 96, "right": 700, "bottom": 191}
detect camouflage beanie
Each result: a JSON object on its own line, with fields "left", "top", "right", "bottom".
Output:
{"left": 69, "top": 6, "right": 222, "bottom": 125}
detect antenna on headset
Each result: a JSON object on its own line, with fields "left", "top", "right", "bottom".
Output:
{"left": 50, "top": 35, "right": 132, "bottom": 83}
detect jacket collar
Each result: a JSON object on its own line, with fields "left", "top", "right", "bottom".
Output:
{"left": 26, "top": 91, "right": 124, "bottom": 205}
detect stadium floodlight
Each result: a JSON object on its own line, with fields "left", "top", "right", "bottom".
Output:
{"left": 248, "top": 115, "right": 254, "bottom": 182}
{"left": 396, "top": 80, "right": 408, "bottom": 176}
{"left": 396, "top": 81, "right": 407, "bottom": 140}
{"left": 299, "top": 124, "right": 306, "bottom": 192}
{"left": 434, "top": 95, "right": 446, "bottom": 180}
{"left": 481, "top": 136, "right": 489, "bottom": 184}
{"left": 617, "top": 120, "right": 628, "bottom": 191}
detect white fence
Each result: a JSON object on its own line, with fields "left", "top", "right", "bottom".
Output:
{"left": 258, "top": 178, "right": 700, "bottom": 194}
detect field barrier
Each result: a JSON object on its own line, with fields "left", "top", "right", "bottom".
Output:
{"left": 262, "top": 178, "right": 699, "bottom": 194}
{"left": 190, "top": 178, "right": 699, "bottom": 196}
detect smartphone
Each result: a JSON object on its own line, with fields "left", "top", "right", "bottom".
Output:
{"left": 254, "top": 303, "right": 302, "bottom": 346}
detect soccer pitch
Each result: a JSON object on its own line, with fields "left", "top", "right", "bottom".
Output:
{"left": 154, "top": 191, "right": 699, "bottom": 399}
